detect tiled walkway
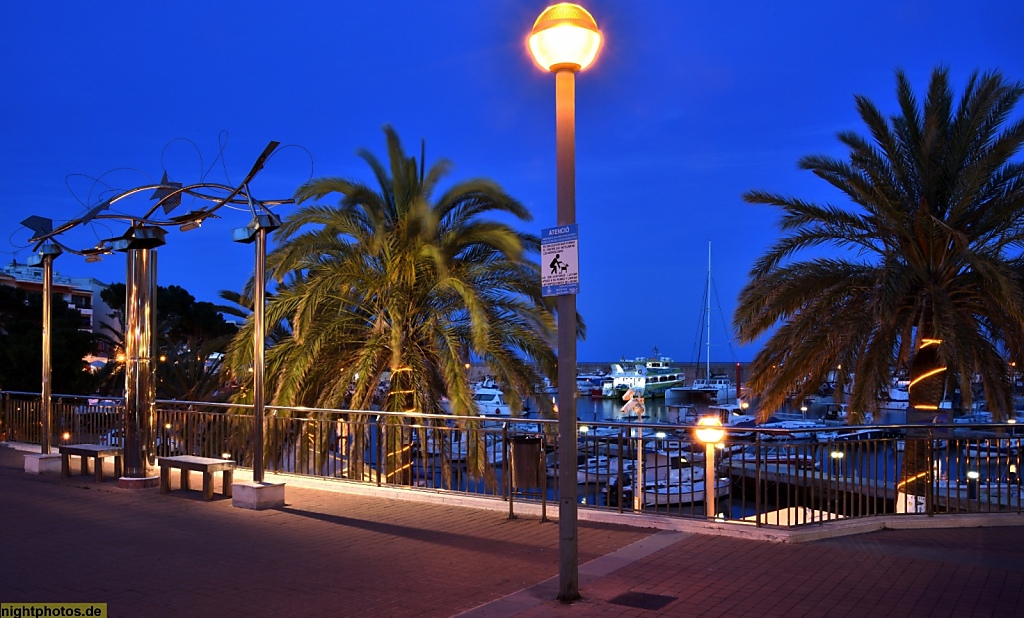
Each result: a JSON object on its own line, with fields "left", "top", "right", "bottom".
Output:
{"left": 3, "top": 444, "right": 1023, "bottom": 617}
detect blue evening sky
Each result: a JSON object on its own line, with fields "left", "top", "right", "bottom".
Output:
{"left": 2, "top": 1, "right": 1022, "bottom": 363}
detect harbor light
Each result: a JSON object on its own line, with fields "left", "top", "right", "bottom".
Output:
{"left": 694, "top": 416, "right": 725, "bottom": 518}
{"left": 830, "top": 450, "right": 844, "bottom": 475}
{"left": 967, "top": 470, "right": 980, "bottom": 499}
{"left": 695, "top": 416, "right": 725, "bottom": 445}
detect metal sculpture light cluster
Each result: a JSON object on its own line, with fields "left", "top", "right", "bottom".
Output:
{"left": 21, "top": 141, "right": 292, "bottom": 484}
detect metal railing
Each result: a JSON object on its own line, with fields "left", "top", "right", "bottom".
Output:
{"left": 3, "top": 390, "right": 1022, "bottom": 527}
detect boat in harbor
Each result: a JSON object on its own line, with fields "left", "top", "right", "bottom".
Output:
{"left": 600, "top": 352, "right": 686, "bottom": 398}
{"left": 471, "top": 377, "right": 513, "bottom": 417}
{"left": 548, "top": 454, "right": 636, "bottom": 484}
{"left": 665, "top": 242, "right": 740, "bottom": 406}
{"left": 576, "top": 373, "right": 605, "bottom": 397}
{"left": 629, "top": 467, "right": 731, "bottom": 507}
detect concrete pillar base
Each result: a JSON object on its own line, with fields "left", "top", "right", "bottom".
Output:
{"left": 232, "top": 481, "right": 286, "bottom": 510}
{"left": 24, "top": 453, "right": 62, "bottom": 474}
{"left": 118, "top": 476, "right": 160, "bottom": 490}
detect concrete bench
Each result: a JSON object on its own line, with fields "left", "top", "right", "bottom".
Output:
{"left": 158, "top": 455, "right": 235, "bottom": 501}
{"left": 59, "top": 444, "right": 123, "bottom": 482}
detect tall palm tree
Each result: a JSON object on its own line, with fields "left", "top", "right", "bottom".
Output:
{"left": 735, "top": 68, "right": 1024, "bottom": 498}
{"left": 225, "top": 127, "right": 561, "bottom": 481}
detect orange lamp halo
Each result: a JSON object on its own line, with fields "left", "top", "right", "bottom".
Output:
{"left": 528, "top": 3, "right": 602, "bottom": 72}
{"left": 694, "top": 416, "right": 725, "bottom": 444}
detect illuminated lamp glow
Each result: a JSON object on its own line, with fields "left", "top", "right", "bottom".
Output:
{"left": 527, "top": 3, "right": 602, "bottom": 72}
{"left": 694, "top": 416, "right": 725, "bottom": 444}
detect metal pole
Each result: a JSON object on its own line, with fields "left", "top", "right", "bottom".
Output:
{"left": 123, "top": 248, "right": 157, "bottom": 478}
{"left": 633, "top": 418, "right": 643, "bottom": 512}
{"left": 252, "top": 227, "right": 268, "bottom": 483}
{"left": 705, "top": 443, "right": 716, "bottom": 518}
{"left": 40, "top": 255, "right": 53, "bottom": 454}
{"left": 555, "top": 66, "right": 579, "bottom": 603}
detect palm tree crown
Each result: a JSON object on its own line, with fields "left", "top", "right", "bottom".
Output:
{"left": 226, "top": 127, "right": 557, "bottom": 417}
{"left": 735, "top": 68, "right": 1024, "bottom": 421}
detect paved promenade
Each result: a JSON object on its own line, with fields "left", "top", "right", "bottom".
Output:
{"left": 2, "top": 444, "right": 1023, "bottom": 617}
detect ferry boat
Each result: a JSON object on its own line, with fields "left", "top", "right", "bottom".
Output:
{"left": 600, "top": 356, "right": 686, "bottom": 398}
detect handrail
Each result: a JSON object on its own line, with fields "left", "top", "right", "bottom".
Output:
{"left": 4, "top": 389, "right": 1022, "bottom": 527}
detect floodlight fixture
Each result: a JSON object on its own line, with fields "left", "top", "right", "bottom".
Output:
{"left": 26, "top": 241, "right": 63, "bottom": 266}
{"left": 111, "top": 224, "right": 167, "bottom": 252}
{"left": 232, "top": 212, "right": 282, "bottom": 244}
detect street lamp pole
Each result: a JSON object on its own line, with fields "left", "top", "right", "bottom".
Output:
{"left": 29, "top": 242, "right": 62, "bottom": 454}
{"left": 528, "top": 3, "right": 602, "bottom": 603}
{"left": 233, "top": 212, "right": 281, "bottom": 484}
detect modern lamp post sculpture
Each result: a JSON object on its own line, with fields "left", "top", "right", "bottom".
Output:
{"left": 527, "top": 2, "right": 602, "bottom": 602}
{"left": 233, "top": 211, "right": 281, "bottom": 485}
{"left": 25, "top": 239, "right": 63, "bottom": 455}
{"left": 111, "top": 224, "right": 167, "bottom": 483}
{"left": 21, "top": 142, "right": 291, "bottom": 489}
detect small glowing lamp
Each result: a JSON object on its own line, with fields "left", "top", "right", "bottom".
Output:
{"left": 578, "top": 425, "right": 589, "bottom": 434}
{"left": 831, "top": 451, "right": 845, "bottom": 460}
{"left": 528, "top": 3, "right": 602, "bottom": 72}
{"left": 694, "top": 416, "right": 725, "bottom": 444}
{"left": 967, "top": 470, "right": 980, "bottom": 480}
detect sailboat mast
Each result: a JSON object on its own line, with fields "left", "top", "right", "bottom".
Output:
{"left": 706, "top": 241, "right": 711, "bottom": 380}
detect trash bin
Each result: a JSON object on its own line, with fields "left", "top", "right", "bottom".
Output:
{"left": 509, "top": 435, "right": 543, "bottom": 489}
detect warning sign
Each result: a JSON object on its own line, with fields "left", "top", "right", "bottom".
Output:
{"left": 541, "top": 224, "right": 579, "bottom": 297}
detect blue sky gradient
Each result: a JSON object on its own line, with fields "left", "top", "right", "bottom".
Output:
{"left": 2, "top": 1, "right": 1022, "bottom": 362}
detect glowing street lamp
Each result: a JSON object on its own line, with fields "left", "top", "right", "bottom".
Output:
{"left": 527, "top": 3, "right": 602, "bottom": 603}
{"left": 695, "top": 416, "right": 725, "bottom": 518}
{"left": 830, "top": 450, "right": 845, "bottom": 475}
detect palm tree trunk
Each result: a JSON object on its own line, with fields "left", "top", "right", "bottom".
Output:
{"left": 900, "top": 326, "right": 945, "bottom": 511}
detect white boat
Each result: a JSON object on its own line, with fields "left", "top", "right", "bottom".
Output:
{"left": 636, "top": 474, "right": 731, "bottom": 507}
{"left": 471, "top": 377, "right": 513, "bottom": 417}
{"left": 535, "top": 377, "right": 558, "bottom": 395}
{"left": 707, "top": 404, "right": 756, "bottom": 427}
{"left": 576, "top": 373, "right": 605, "bottom": 396}
{"left": 758, "top": 419, "right": 837, "bottom": 441}
{"left": 547, "top": 455, "right": 634, "bottom": 484}
{"left": 601, "top": 356, "right": 686, "bottom": 399}
{"left": 667, "top": 374, "right": 738, "bottom": 405}
{"left": 727, "top": 443, "right": 820, "bottom": 470}
{"left": 666, "top": 242, "right": 739, "bottom": 405}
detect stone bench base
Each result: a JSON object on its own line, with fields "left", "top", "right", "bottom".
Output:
{"left": 59, "top": 445, "right": 123, "bottom": 482}
{"left": 159, "top": 455, "right": 235, "bottom": 501}
{"left": 24, "top": 453, "right": 62, "bottom": 474}
{"left": 232, "top": 481, "right": 286, "bottom": 510}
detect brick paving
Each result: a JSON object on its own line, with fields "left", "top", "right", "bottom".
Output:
{"left": 3, "top": 443, "right": 1024, "bottom": 617}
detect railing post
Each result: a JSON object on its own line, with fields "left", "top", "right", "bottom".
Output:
{"left": 754, "top": 432, "right": 762, "bottom": 527}
{"left": 376, "top": 416, "right": 383, "bottom": 487}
